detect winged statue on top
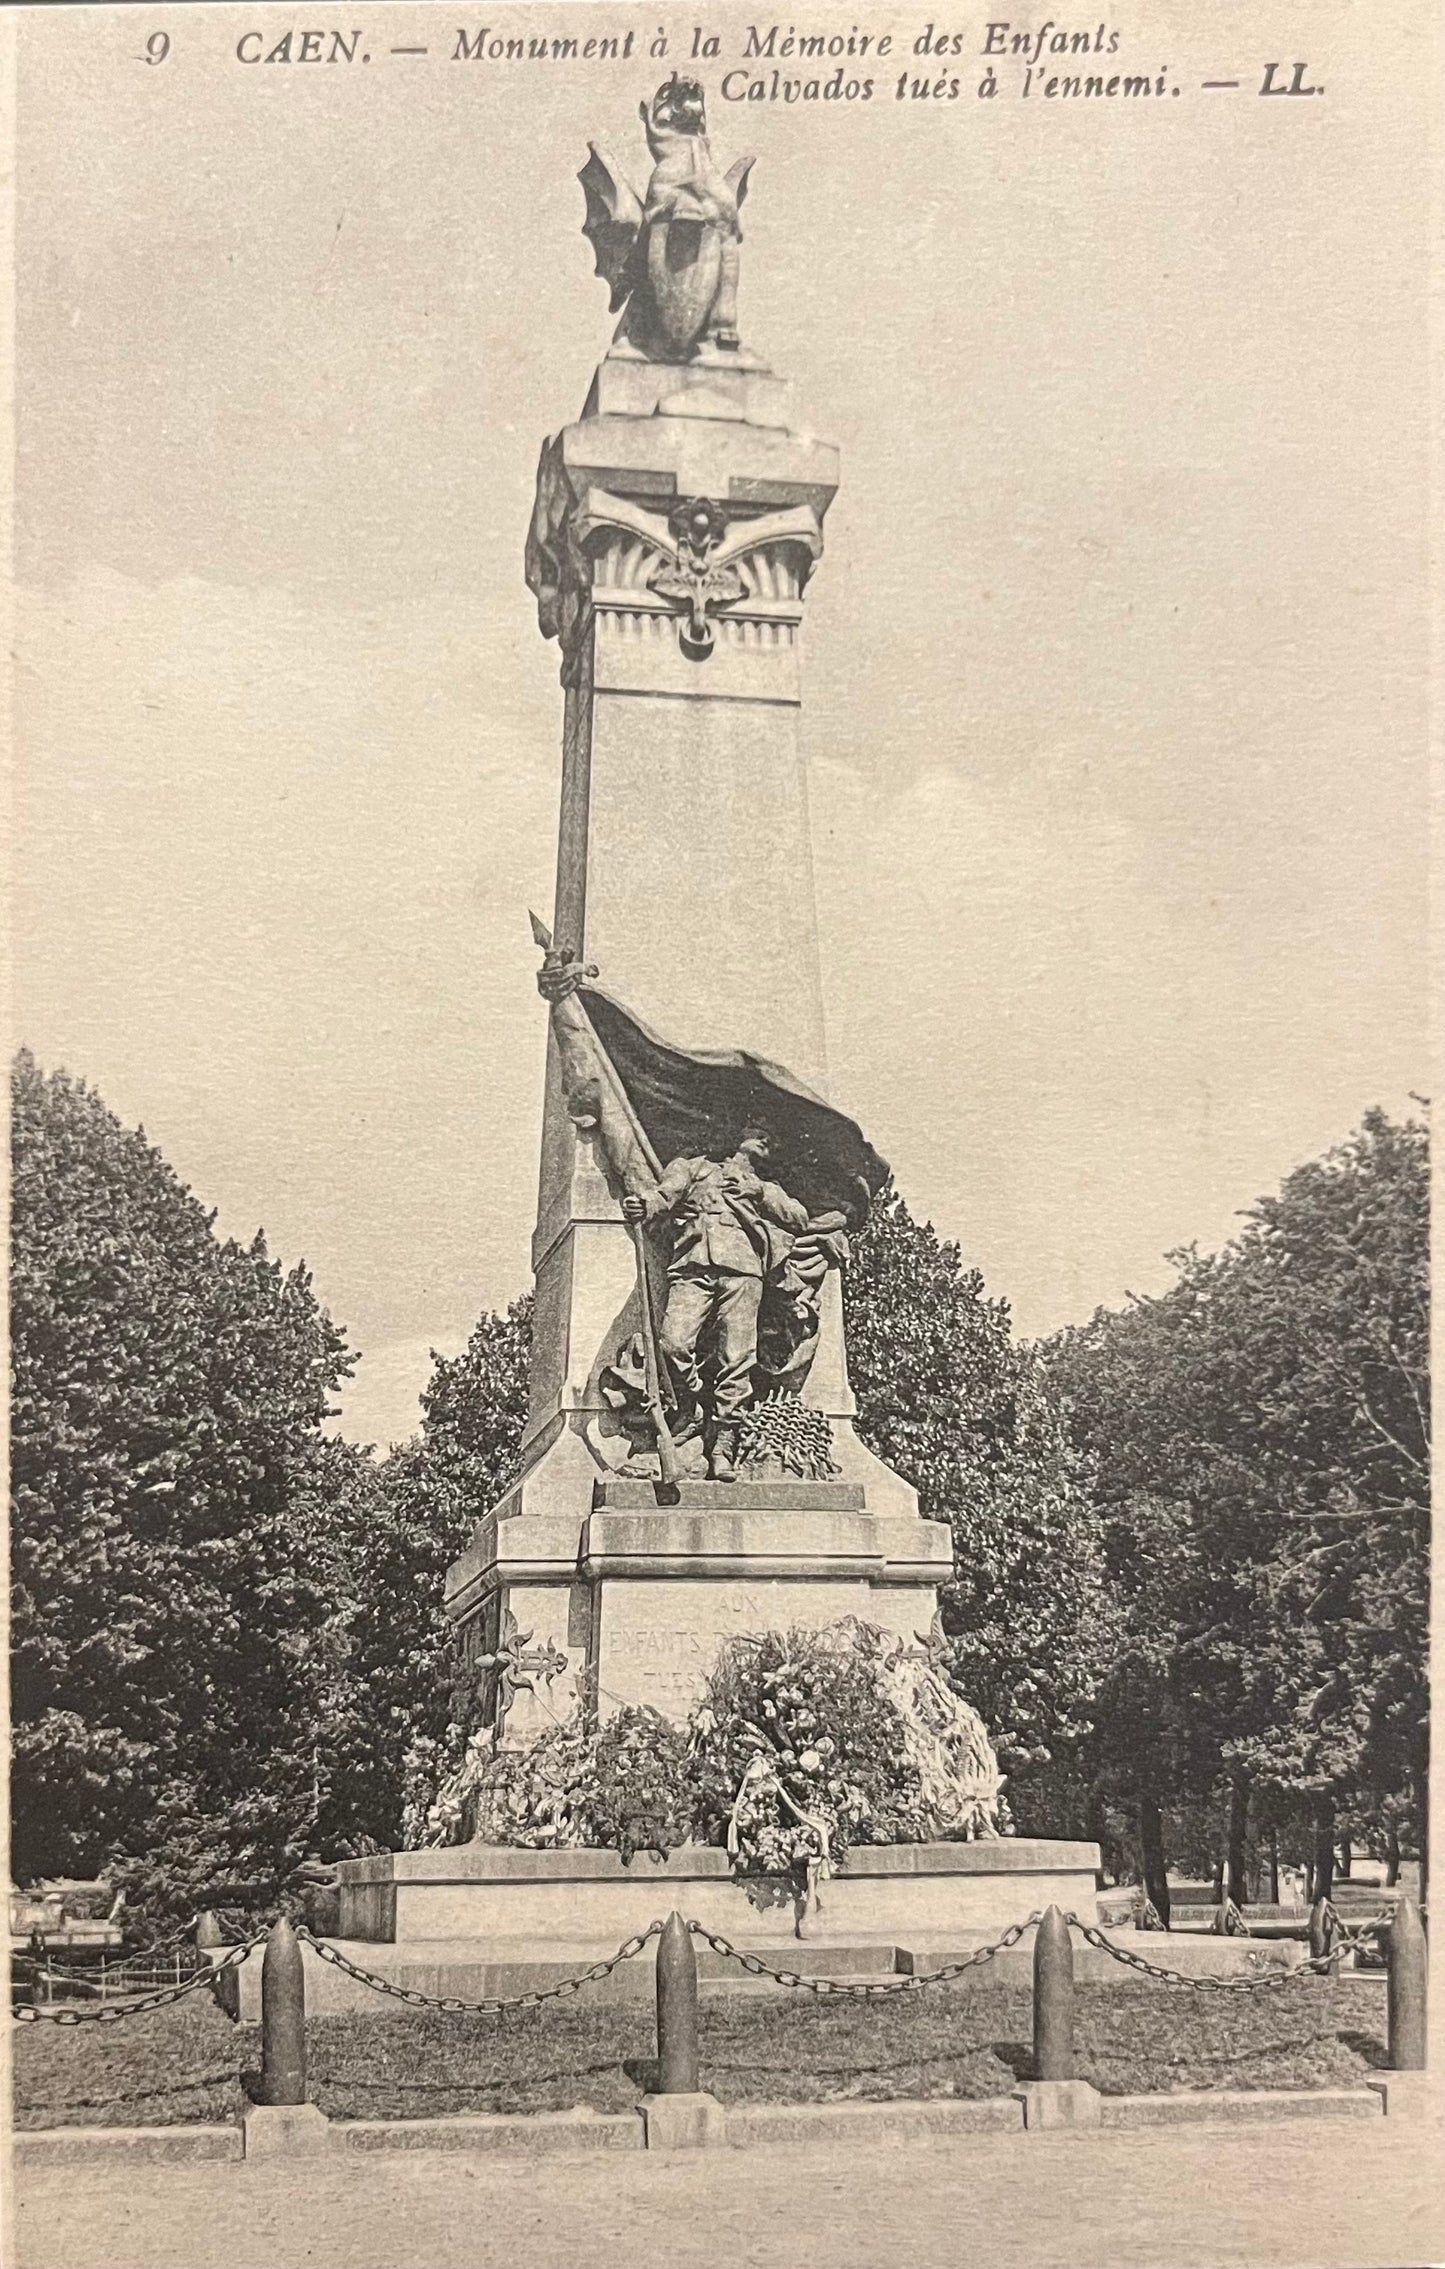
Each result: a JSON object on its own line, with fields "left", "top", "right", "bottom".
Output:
{"left": 579, "top": 76, "right": 755, "bottom": 361}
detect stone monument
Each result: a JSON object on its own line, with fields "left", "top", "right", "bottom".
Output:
{"left": 331, "top": 85, "right": 1101, "bottom": 1978}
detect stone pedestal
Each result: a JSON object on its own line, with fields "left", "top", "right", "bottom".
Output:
{"left": 242, "top": 2104, "right": 338, "bottom": 2161}
{"left": 1013, "top": 2081, "right": 1103, "bottom": 2132}
{"left": 640, "top": 2093, "right": 729, "bottom": 2150}
{"left": 444, "top": 1476, "right": 951, "bottom": 1736}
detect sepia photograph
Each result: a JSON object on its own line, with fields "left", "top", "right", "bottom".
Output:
{"left": 5, "top": 2, "right": 1440, "bottom": 2262}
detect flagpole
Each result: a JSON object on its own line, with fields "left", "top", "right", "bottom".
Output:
{"left": 531, "top": 915, "right": 680, "bottom": 1500}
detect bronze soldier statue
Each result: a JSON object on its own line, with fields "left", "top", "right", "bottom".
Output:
{"left": 623, "top": 1127, "right": 807, "bottom": 1480}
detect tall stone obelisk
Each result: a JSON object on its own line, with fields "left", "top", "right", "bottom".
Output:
{"left": 445, "top": 81, "right": 948, "bottom": 1732}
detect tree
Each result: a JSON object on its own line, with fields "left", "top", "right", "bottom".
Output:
{"left": 1045, "top": 1108, "right": 1430, "bottom": 1902}
{"left": 844, "top": 1185, "right": 1117, "bottom": 1828}
{"left": 9, "top": 1051, "right": 357, "bottom": 1905}
{"left": 330, "top": 1297, "right": 533, "bottom": 1846}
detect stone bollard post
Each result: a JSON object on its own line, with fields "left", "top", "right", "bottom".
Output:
{"left": 1033, "top": 1906, "right": 1075, "bottom": 2081}
{"left": 655, "top": 1911, "right": 700, "bottom": 2095}
{"left": 196, "top": 1909, "right": 234, "bottom": 2019}
{"left": 243, "top": 1917, "right": 333, "bottom": 2158}
{"left": 259, "top": 1917, "right": 307, "bottom": 2106}
{"left": 1014, "top": 1908, "right": 1099, "bottom": 2130}
{"left": 1386, "top": 1895, "right": 1427, "bottom": 2071}
{"left": 639, "top": 1914, "right": 726, "bottom": 2149}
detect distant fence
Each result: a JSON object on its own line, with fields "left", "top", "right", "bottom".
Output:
{"left": 10, "top": 1945, "right": 215, "bottom": 2011}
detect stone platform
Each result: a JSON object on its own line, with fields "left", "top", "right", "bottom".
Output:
{"left": 334, "top": 1838, "right": 1100, "bottom": 1949}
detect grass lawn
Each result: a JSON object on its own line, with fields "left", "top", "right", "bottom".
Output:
{"left": 12, "top": 1977, "right": 1391, "bottom": 2129}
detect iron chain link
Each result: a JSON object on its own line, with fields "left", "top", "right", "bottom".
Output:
{"left": 12, "top": 1932, "right": 265, "bottom": 2025}
{"left": 683, "top": 1912, "right": 1043, "bottom": 1997}
{"left": 16, "top": 1901, "right": 1382, "bottom": 2029}
{"left": 1064, "top": 1913, "right": 1353, "bottom": 1992}
{"left": 294, "top": 1920, "right": 664, "bottom": 2014}
{"left": 1319, "top": 1898, "right": 1388, "bottom": 1957}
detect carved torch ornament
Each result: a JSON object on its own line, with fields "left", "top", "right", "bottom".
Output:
{"left": 476, "top": 1608, "right": 570, "bottom": 1736}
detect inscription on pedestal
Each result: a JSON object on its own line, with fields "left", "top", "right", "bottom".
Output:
{"left": 590, "top": 1574, "right": 943, "bottom": 1723}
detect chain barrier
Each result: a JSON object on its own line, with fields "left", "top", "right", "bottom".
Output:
{"left": 683, "top": 1913, "right": 1042, "bottom": 1997}
{"left": 16, "top": 1899, "right": 1391, "bottom": 2034}
{"left": 294, "top": 1920, "right": 664, "bottom": 2014}
{"left": 1319, "top": 1899, "right": 1389, "bottom": 1962}
{"left": 12, "top": 1933, "right": 265, "bottom": 2026}
{"left": 1065, "top": 1913, "right": 1354, "bottom": 1993}
{"left": 254, "top": 1905, "right": 1376, "bottom": 2013}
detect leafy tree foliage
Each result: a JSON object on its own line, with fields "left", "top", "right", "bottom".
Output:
{"left": 10, "top": 1051, "right": 354, "bottom": 1903}
{"left": 844, "top": 1185, "right": 1117, "bottom": 1824}
{"left": 1045, "top": 1108, "right": 1430, "bottom": 1899}
{"left": 330, "top": 1299, "right": 533, "bottom": 1846}
{"left": 27, "top": 1035, "right": 1410, "bottom": 1912}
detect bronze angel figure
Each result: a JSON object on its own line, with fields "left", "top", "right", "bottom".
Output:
{"left": 579, "top": 77, "right": 755, "bottom": 362}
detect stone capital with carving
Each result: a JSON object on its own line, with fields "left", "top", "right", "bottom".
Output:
{"left": 525, "top": 452, "right": 824, "bottom": 663}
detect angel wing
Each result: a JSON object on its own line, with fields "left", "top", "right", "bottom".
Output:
{"left": 578, "top": 144, "right": 643, "bottom": 313}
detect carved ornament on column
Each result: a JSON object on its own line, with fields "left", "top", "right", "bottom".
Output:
{"left": 648, "top": 497, "right": 745, "bottom": 659}
{"left": 525, "top": 450, "right": 823, "bottom": 671}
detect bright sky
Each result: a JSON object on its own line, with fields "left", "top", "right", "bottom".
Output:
{"left": 13, "top": 0, "right": 1429, "bottom": 1447}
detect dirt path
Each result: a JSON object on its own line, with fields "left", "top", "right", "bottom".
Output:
{"left": 12, "top": 2110, "right": 1444, "bottom": 2269}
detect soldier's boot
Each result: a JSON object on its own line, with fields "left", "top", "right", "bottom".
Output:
{"left": 709, "top": 1425, "right": 739, "bottom": 1483}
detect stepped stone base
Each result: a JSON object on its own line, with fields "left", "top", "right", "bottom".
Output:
{"left": 334, "top": 1838, "right": 1101, "bottom": 1946}
{"left": 238, "top": 1837, "right": 1103, "bottom": 2019}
